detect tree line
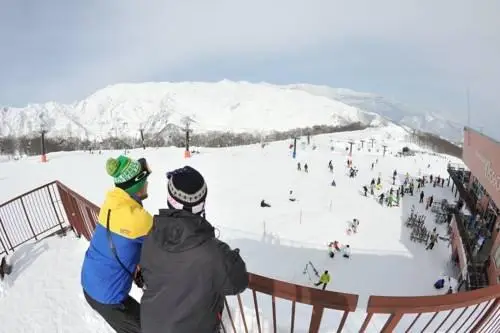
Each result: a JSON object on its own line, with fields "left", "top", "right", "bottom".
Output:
{"left": 0, "top": 123, "right": 368, "bottom": 156}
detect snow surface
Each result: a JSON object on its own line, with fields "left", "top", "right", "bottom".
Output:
{"left": 0, "top": 127, "right": 468, "bottom": 332}
{"left": 0, "top": 81, "right": 388, "bottom": 140}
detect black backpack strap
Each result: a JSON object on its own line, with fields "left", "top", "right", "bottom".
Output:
{"left": 105, "top": 209, "right": 135, "bottom": 278}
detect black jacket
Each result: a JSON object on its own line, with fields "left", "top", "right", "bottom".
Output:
{"left": 140, "top": 209, "right": 249, "bottom": 333}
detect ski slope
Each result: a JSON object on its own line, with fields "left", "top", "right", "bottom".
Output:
{"left": 0, "top": 126, "right": 465, "bottom": 332}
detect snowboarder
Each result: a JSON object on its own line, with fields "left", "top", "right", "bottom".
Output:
{"left": 289, "top": 190, "right": 296, "bottom": 202}
{"left": 314, "top": 271, "right": 331, "bottom": 290}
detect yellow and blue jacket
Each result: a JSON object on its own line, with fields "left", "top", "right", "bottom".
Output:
{"left": 81, "top": 188, "right": 153, "bottom": 304}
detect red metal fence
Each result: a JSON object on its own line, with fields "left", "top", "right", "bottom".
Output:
{"left": 2, "top": 181, "right": 500, "bottom": 332}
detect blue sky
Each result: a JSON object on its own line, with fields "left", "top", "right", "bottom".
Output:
{"left": 1, "top": 0, "right": 499, "bottom": 134}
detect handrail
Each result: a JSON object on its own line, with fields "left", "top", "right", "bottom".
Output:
{"left": 249, "top": 273, "right": 358, "bottom": 311}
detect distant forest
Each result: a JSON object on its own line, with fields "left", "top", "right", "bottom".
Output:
{"left": 0, "top": 123, "right": 462, "bottom": 159}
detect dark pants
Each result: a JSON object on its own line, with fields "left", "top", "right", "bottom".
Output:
{"left": 84, "top": 291, "right": 141, "bottom": 333}
{"left": 426, "top": 242, "right": 435, "bottom": 250}
{"left": 314, "top": 282, "right": 327, "bottom": 290}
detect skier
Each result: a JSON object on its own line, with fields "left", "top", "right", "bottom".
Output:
{"left": 304, "top": 163, "right": 309, "bottom": 173}
{"left": 351, "top": 219, "right": 359, "bottom": 233}
{"left": 420, "top": 191, "right": 425, "bottom": 204}
{"left": 314, "top": 271, "right": 331, "bottom": 290}
{"left": 341, "top": 245, "right": 351, "bottom": 258}
{"left": 297, "top": 162, "right": 301, "bottom": 171}
{"left": 328, "top": 160, "right": 333, "bottom": 172}
{"left": 331, "top": 179, "right": 336, "bottom": 187}
{"left": 289, "top": 190, "right": 296, "bottom": 202}
{"left": 140, "top": 166, "right": 249, "bottom": 333}
{"left": 363, "top": 186, "right": 368, "bottom": 196}
{"left": 378, "top": 193, "right": 385, "bottom": 206}
{"left": 371, "top": 162, "right": 374, "bottom": 170}
{"left": 387, "top": 194, "right": 394, "bottom": 207}
{"left": 327, "top": 243, "right": 335, "bottom": 258}
{"left": 426, "top": 228, "right": 438, "bottom": 250}
{"left": 81, "top": 155, "right": 153, "bottom": 333}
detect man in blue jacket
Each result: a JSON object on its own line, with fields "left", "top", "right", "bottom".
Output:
{"left": 81, "top": 155, "right": 153, "bottom": 333}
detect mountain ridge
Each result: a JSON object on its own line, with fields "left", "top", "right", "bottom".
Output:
{"left": 0, "top": 81, "right": 390, "bottom": 141}
{"left": 285, "top": 84, "right": 464, "bottom": 143}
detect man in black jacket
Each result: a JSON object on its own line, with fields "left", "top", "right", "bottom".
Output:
{"left": 140, "top": 166, "right": 249, "bottom": 333}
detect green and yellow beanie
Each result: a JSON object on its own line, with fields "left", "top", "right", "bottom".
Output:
{"left": 106, "top": 155, "right": 146, "bottom": 194}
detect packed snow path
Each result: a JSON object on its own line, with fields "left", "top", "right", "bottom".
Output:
{"left": 0, "top": 128, "right": 463, "bottom": 332}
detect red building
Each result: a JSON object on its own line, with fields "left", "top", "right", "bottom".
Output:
{"left": 448, "top": 127, "right": 500, "bottom": 290}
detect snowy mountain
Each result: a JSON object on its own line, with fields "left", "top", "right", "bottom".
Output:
{"left": 286, "top": 84, "right": 464, "bottom": 144}
{"left": 0, "top": 81, "right": 390, "bottom": 141}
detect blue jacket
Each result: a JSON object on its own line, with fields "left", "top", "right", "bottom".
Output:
{"left": 81, "top": 188, "right": 153, "bottom": 304}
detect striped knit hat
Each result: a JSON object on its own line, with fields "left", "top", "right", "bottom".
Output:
{"left": 166, "top": 166, "right": 207, "bottom": 215}
{"left": 106, "top": 155, "right": 149, "bottom": 194}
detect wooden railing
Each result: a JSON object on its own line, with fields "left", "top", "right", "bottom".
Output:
{"left": 2, "top": 181, "right": 500, "bottom": 332}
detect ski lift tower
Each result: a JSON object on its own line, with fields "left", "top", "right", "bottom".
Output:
{"left": 348, "top": 140, "right": 355, "bottom": 157}
{"left": 360, "top": 139, "right": 365, "bottom": 149}
{"left": 139, "top": 128, "right": 146, "bottom": 150}
{"left": 182, "top": 116, "right": 193, "bottom": 158}
{"left": 370, "top": 138, "right": 376, "bottom": 149}
{"left": 40, "top": 125, "right": 48, "bottom": 163}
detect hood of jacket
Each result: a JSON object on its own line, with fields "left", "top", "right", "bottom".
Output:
{"left": 151, "top": 209, "right": 215, "bottom": 253}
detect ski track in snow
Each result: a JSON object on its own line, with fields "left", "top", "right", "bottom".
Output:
{"left": 0, "top": 128, "right": 464, "bottom": 332}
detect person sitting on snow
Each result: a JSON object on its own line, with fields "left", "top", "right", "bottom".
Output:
{"left": 342, "top": 245, "right": 351, "bottom": 258}
{"left": 289, "top": 190, "right": 296, "bottom": 202}
{"left": 331, "top": 179, "right": 336, "bottom": 187}
{"left": 260, "top": 199, "right": 271, "bottom": 208}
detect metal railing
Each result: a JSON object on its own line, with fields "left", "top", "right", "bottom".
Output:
{"left": 0, "top": 181, "right": 67, "bottom": 255}
{"left": 2, "top": 181, "right": 500, "bottom": 332}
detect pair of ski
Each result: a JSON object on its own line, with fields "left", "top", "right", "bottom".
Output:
{"left": 303, "top": 261, "right": 320, "bottom": 283}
